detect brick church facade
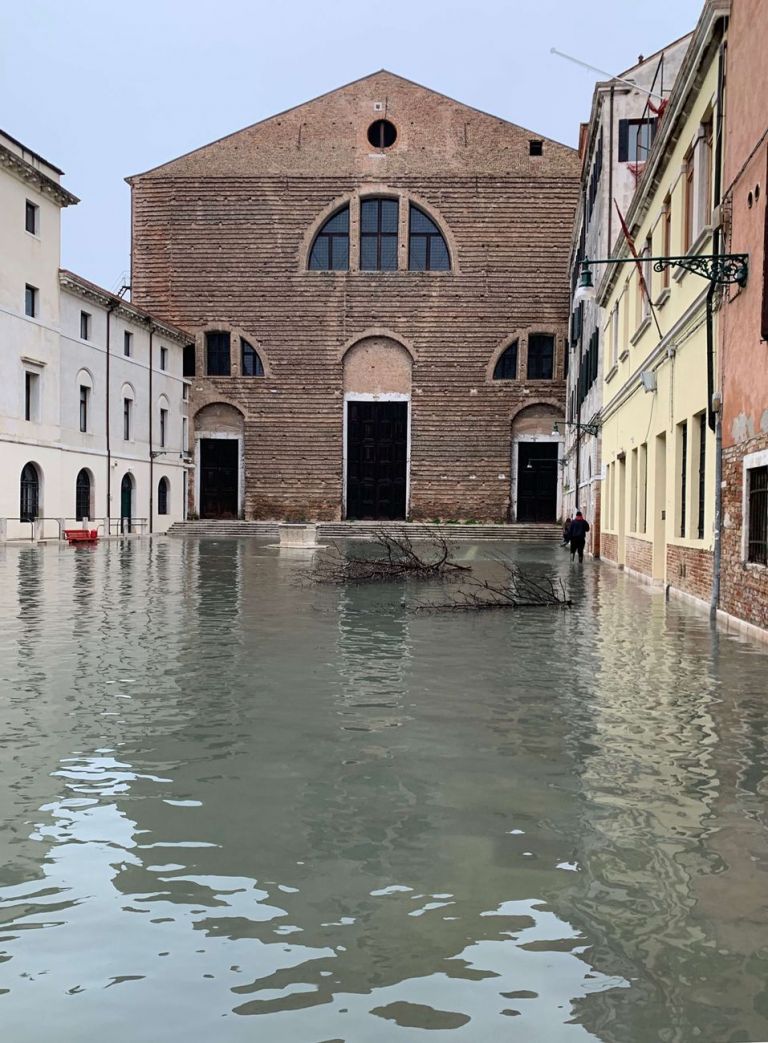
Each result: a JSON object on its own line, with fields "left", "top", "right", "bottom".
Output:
{"left": 128, "top": 71, "right": 579, "bottom": 522}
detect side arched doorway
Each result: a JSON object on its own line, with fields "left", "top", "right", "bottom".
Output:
{"left": 511, "top": 403, "right": 564, "bottom": 523}
{"left": 343, "top": 335, "right": 412, "bottom": 520}
{"left": 120, "top": 473, "right": 135, "bottom": 533}
{"left": 194, "top": 403, "right": 244, "bottom": 519}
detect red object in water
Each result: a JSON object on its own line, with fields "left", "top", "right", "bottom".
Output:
{"left": 64, "top": 529, "right": 99, "bottom": 544}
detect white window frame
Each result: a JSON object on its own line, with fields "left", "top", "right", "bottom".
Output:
{"left": 742, "top": 449, "right": 768, "bottom": 565}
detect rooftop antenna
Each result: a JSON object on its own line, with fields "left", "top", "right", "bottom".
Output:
{"left": 550, "top": 48, "right": 665, "bottom": 102}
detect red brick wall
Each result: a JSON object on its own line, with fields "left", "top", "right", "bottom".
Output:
{"left": 721, "top": 438, "right": 768, "bottom": 631}
{"left": 601, "top": 533, "right": 617, "bottom": 563}
{"left": 626, "top": 536, "right": 652, "bottom": 577}
{"left": 129, "top": 72, "right": 579, "bottom": 522}
{"left": 665, "top": 545, "right": 712, "bottom": 602}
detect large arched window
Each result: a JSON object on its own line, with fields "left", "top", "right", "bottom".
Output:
{"left": 20, "top": 463, "right": 40, "bottom": 522}
{"left": 309, "top": 207, "right": 349, "bottom": 271}
{"left": 408, "top": 205, "right": 450, "bottom": 271}
{"left": 75, "top": 469, "right": 91, "bottom": 521}
{"left": 360, "top": 198, "right": 398, "bottom": 270}
{"left": 241, "top": 339, "right": 265, "bottom": 376}
{"left": 158, "top": 476, "right": 169, "bottom": 515}
{"left": 493, "top": 341, "right": 519, "bottom": 380}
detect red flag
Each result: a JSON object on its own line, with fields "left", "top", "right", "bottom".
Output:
{"left": 614, "top": 199, "right": 651, "bottom": 305}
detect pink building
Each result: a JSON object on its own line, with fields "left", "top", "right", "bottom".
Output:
{"left": 719, "top": 0, "right": 768, "bottom": 634}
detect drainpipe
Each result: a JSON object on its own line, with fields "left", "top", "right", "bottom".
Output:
{"left": 148, "top": 326, "right": 154, "bottom": 534}
{"left": 710, "top": 32, "right": 727, "bottom": 617}
{"left": 106, "top": 303, "right": 115, "bottom": 531}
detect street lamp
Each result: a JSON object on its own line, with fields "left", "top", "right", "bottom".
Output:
{"left": 552, "top": 419, "right": 600, "bottom": 438}
{"left": 574, "top": 252, "right": 748, "bottom": 302}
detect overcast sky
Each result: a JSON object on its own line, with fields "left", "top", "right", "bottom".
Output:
{"left": 1, "top": 0, "right": 702, "bottom": 290}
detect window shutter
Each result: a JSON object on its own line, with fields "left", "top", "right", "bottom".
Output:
{"left": 618, "top": 119, "right": 630, "bottom": 162}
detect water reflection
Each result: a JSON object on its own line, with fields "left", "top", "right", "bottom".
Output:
{"left": 0, "top": 539, "right": 766, "bottom": 1042}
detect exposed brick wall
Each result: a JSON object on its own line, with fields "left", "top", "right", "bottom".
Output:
{"left": 626, "top": 535, "right": 652, "bottom": 576}
{"left": 601, "top": 532, "right": 617, "bottom": 563}
{"left": 665, "top": 544, "right": 712, "bottom": 602}
{"left": 129, "top": 72, "right": 579, "bottom": 522}
{"left": 721, "top": 437, "right": 768, "bottom": 631}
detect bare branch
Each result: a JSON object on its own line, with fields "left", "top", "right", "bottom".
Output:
{"left": 311, "top": 526, "right": 471, "bottom": 584}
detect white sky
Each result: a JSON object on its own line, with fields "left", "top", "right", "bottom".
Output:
{"left": 1, "top": 0, "right": 702, "bottom": 290}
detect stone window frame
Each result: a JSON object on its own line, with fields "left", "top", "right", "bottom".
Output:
{"left": 486, "top": 328, "right": 565, "bottom": 384}
{"left": 301, "top": 186, "right": 459, "bottom": 275}
{"left": 195, "top": 323, "right": 270, "bottom": 380}
{"left": 742, "top": 448, "right": 768, "bottom": 567}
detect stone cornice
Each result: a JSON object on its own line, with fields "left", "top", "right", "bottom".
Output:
{"left": 58, "top": 271, "right": 191, "bottom": 345}
{"left": 0, "top": 144, "right": 79, "bottom": 207}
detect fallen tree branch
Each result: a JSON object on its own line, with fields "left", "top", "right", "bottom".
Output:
{"left": 312, "top": 527, "right": 471, "bottom": 583}
{"left": 421, "top": 563, "right": 572, "bottom": 610}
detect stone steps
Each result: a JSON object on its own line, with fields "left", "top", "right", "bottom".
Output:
{"left": 167, "top": 520, "right": 562, "bottom": 541}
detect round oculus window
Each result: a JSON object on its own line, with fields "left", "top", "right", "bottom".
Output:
{"left": 368, "top": 119, "right": 397, "bottom": 149}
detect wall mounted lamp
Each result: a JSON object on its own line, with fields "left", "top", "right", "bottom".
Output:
{"left": 574, "top": 252, "right": 749, "bottom": 304}
{"left": 552, "top": 419, "right": 600, "bottom": 438}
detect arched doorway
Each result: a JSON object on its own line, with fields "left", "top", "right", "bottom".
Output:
{"left": 20, "top": 463, "right": 40, "bottom": 522}
{"left": 120, "top": 473, "right": 134, "bottom": 533}
{"left": 194, "top": 403, "right": 244, "bottom": 519}
{"left": 157, "top": 476, "right": 170, "bottom": 516}
{"left": 75, "top": 469, "right": 92, "bottom": 521}
{"left": 343, "top": 335, "right": 412, "bottom": 520}
{"left": 511, "top": 404, "right": 563, "bottom": 523}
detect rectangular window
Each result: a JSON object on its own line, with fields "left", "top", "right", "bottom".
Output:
{"left": 80, "top": 311, "right": 91, "bottom": 340}
{"left": 639, "top": 443, "right": 648, "bottom": 534}
{"left": 697, "top": 412, "right": 707, "bottom": 539}
{"left": 611, "top": 303, "right": 619, "bottom": 365}
{"left": 618, "top": 118, "right": 656, "bottom": 162}
{"left": 160, "top": 407, "right": 168, "bottom": 447}
{"left": 360, "top": 198, "right": 399, "bottom": 271}
{"left": 699, "top": 121, "right": 713, "bottom": 232}
{"left": 160, "top": 346, "right": 168, "bottom": 371}
{"left": 621, "top": 281, "right": 630, "bottom": 352}
{"left": 747, "top": 466, "right": 768, "bottom": 564}
{"left": 182, "top": 416, "right": 188, "bottom": 452}
{"left": 124, "top": 331, "right": 132, "bottom": 357}
{"left": 182, "top": 383, "right": 189, "bottom": 401}
{"left": 206, "top": 331, "right": 231, "bottom": 375}
{"left": 642, "top": 236, "right": 652, "bottom": 318}
{"left": 630, "top": 448, "right": 638, "bottom": 532}
{"left": 527, "top": 334, "right": 554, "bottom": 380}
{"left": 183, "top": 344, "right": 196, "bottom": 377}
{"left": 662, "top": 196, "right": 672, "bottom": 288}
{"left": 679, "top": 419, "right": 688, "bottom": 538}
{"left": 25, "top": 284, "right": 38, "bottom": 318}
{"left": 25, "top": 200, "right": 39, "bottom": 235}
{"left": 684, "top": 150, "right": 695, "bottom": 249}
{"left": 24, "top": 371, "right": 39, "bottom": 422}
{"left": 79, "top": 385, "right": 89, "bottom": 432}
{"left": 123, "top": 398, "right": 132, "bottom": 440}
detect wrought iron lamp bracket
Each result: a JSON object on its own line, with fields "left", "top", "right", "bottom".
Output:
{"left": 651, "top": 253, "right": 749, "bottom": 286}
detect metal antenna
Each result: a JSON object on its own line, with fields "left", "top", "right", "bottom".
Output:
{"left": 550, "top": 48, "right": 665, "bottom": 102}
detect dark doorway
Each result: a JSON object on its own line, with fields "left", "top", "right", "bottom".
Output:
{"left": 200, "top": 439, "right": 239, "bottom": 519}
{"left": 120, "top": 473, "right": 133, "bottom": 533}
{"left": 516, "top": 442, "right": 558, "bottom": 522}
{"left": 346, "top": 401, "right": 407, "bottom": 520}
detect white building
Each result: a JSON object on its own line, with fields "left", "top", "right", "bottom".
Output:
{"left": 0, "top": 129, "right": 191, "bottom": 539}
{"left": 561, "top": 38, "right": 690, "bottom": 549}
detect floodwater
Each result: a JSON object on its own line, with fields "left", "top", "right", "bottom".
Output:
{"left": 0, "top": 538, "right": 767, "bottom": 1043}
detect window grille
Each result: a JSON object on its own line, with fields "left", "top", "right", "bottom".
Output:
{"left": 408, "top": 205, "right": 450, "bottom": 271}
{"left": 20, "top": 463, "right": 39, "bottom": 522}
{"left": 527, "top": 334, "right": 555, "bottom": 380}
{"left": 75, "top": 469, "right": 91, "bottom": 521}
{"left": 493, "top": 341, "right": 518, "bottom": 380}
{"left": 309, "top": 207, "right": 349, "bottom": 271}
{"left": 748, "top": 466, "right": 768, "bottom": 565}
{"left": 206, "top": 331, "right": 231, "bottom": 376}
{"left": 241, "top": 339, "right": 264, "bottom": 376}
{"left": 360, "top": 199, "right": 398, "bottom": 271}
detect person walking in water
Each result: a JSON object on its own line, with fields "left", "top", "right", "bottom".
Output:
{"left": 561, "top": 516, "right": 572, "bottom": 547}
{"left": 569, "top": 510, "right": 590, "bottom": 562}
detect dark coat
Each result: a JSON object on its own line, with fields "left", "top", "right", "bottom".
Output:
{"left": 569, "top": 518, "right": 590, "bottom": 542}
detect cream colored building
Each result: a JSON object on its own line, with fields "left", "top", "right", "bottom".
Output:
{"left": 0, "top": 129, "right": 191, "bottom": 539}
{"left": 595, "top": 0, "right": 729, "bottom": 604}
